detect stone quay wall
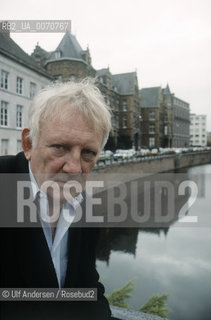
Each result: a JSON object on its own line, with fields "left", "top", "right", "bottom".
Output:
{"left": 94, "top": 151, "right": 211, "bottom": 175}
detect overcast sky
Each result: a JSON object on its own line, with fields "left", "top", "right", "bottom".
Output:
{"left": 1, "top": 0, "right": 211, "bottom": 129}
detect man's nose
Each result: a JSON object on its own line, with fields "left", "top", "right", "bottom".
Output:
{"left": 62, "top": 150, "right": 82, "bottom": 174}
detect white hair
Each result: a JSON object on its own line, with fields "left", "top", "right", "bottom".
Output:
{"left": 28, "top": 78, "right": 112, "bottom": 148}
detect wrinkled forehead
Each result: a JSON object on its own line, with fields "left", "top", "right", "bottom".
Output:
{"left": 38, "top": 105, "right": 104, "bottom": 146}
{"left": 40, "top": 102, "right": 101, "bottom": 133}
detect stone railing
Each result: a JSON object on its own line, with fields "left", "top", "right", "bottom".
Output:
{"left": 110, "top": 306, "right": 168, "bottom": 320}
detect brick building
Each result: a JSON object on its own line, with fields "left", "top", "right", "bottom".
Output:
{"left": 112, "top": 72, "right": 140, "bottom": 149}
{"left": 140, "top": 85, "right": 190, "bottom": 149}
{"left": 32, "top": 32, "right": 141, "bottom": 150}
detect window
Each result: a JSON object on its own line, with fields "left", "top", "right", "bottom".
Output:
{"left": 164, "top": 125, "right": 168, "bottom": 135}
{"left": 70, "top": 75, "right": 76, "bottom": 82}
{"left": 123, "top": 115, "right": 127, "bottom": 128}
{"left": 149, "top": 137, "right": 155, "bottom": 147}
{"left": 54, "top": 75, "right": 62, "bottom": 83}
{"left": 123, "top": 99, "right": 127, "bottom": 111}
{"left": 0, "top": 101, "right": 8, "bottom": 126}
{"left": 1, "top": 70, "right": 9, "bottom": 89}
{"left": 16, "top": 77, "right": 23, "bottom": 94}
{"left": 16, "top": 105, "right": 23, "bottom": 128}
{"left": 30, "top": 82, "right": 37, "bottom": 98}
{"left": 149, "top": 124, "right": 155, "bottom": 134}
{"left": 1, "top": 139, "right": 9, "bottom": 155}
{"left": 55, "top": 50, "right": 61, "bottom": 58}
{"left": 17, "top": 140, "right": 22, "bottom": 153}
{"left": 149, "top": 112, "right": 155, "bottom": 121}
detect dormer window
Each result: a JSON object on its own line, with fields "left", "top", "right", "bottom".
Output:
{"left": 55, "top": 50, "right": 62, "bottom": 59}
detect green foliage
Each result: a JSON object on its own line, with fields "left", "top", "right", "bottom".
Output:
{"left": 139, "top": 294, "right": 170, "bottom": 318}
{"left": 106, "top": 279, "right": 170, "bottom": 318}
{"left": 106, "top": 280, "right": 134, "bottom": 308}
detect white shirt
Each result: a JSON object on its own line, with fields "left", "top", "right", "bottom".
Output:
{"left": 28, "top": 163, "right": 83, "bottom": 287}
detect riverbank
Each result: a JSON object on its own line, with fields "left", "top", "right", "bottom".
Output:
{"left": 94, "top": 150, "right": 211, "bottom": 174}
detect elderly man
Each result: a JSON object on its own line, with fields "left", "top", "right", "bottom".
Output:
{"left": 0, "top": 79, "right": 112, "bottom": 319}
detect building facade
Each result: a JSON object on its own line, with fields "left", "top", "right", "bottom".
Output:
{"left": 140, "top": 85, "right": 190, "bottom": 149}
{"left": 32, "top": 32, "right": 141, "bottom": 150}
{"left": 172, "top": 96, "right": 190, "bottom": 147}
{"left": 190, "top": 114, "right": 207, "bottom": 146}
{"left": 139, "top": 87, "right": 162, "bottom": 148}
{"left": 207, "top": 132, "right": 211, "bottom": 146}
{"left": 32, "top": 32, "right": 96, "bottom": 82}
{"left": 96, "top": 68, "right": 120, "bottom": 149}
{"left": 0, "top": 31, "right": 51, "bottom": 155}
{"left": 112, "top": 72, "right": 141, "bottom": 149}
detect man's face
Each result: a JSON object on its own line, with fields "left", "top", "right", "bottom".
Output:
{"left": 23, "top": 111, "right": 103, "bottom": 202}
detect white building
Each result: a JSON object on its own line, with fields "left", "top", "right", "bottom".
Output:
{"left": 0, "top": 31, "right": 51, "bottom": 155}
{"left": 190, "top": 113, "right": 207, "bottom": 146}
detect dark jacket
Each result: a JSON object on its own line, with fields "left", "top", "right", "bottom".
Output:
{"left": 0, "top": 152, "right": 111, "bottom": 320}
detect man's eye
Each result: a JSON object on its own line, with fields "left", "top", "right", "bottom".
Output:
{"left": 53, "top": 145, "right": 63, "bottom": 149}
{"left": 82, "top": 149, "right": 97, "bottom": 160}
{"left": 50, "top": 145, "right": 66, "bottom": 155}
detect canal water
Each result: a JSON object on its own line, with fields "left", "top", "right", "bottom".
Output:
{"left": 96, "top": 164, "right": 211, "bottom": 320}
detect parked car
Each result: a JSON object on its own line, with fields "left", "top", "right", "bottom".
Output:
{"left": 113, "top": 149, "right": 129, "bottom": 161}
{"left": 136, "top": 148, "right": 150, "bottom": 158}
{"left": 127, "top": 149, "right": 137, "bottom": 159}
{"left": 149, "top": 148, "right": 159, "bottom": 155}
{"left": 105, "top": 150, "right": 114, "bottom": 162}
{"left": 97, "top": 151, "right": 107, "bottom": 163}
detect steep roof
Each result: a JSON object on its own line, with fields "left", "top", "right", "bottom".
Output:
{"left": 139, "top": 87, "right": 161, "bottom": 109}
{"left": 49, "top": 31, "right": 85, "bottom": 61}
{"left": 96, "top": 68, "right": 109, "bottom": 77}
{"left": 0, "top": 32, "right": 51, "bottom": 78}
{"left": 112, "top": 72, "right": 136, "bottom": 95}
{"left": 163, "top": 84, "right": 171, "bottom": 94}
{"left": 33, "top": 44, "right": 52, "bottom": 60}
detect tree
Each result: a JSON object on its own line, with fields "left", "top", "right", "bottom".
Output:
{"left": 106, "top": 280, "right": 134, "bottom": 308}
{"left": 139, "top": 294, "right": 170, "bottom": 318}
{"left": 106, "top": 280, "right": 170, "bottom": 318}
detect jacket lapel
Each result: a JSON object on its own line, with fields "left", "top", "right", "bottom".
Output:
{"left": 14, "top": 152, "right": 59, "bottom": 287}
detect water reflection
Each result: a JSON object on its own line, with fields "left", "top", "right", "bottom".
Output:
{"left": 96, "top": 164, "right": 211, "bottom": 320}
{"left": 97, "top": 228, "right": 169, "bottom": 265}
{"left": 91, "top": 169, "right": 209, "bottom": 228}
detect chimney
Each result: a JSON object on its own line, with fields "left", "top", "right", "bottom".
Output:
{"left": 0, "top": 21, "right": 10, "bottom": 37}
